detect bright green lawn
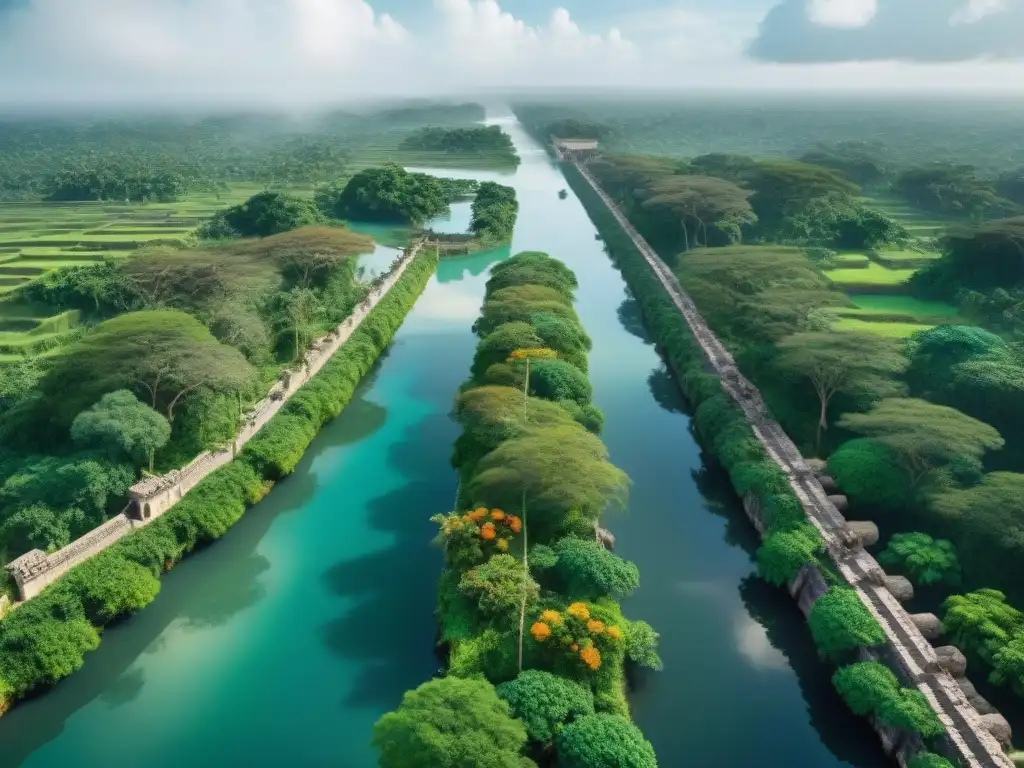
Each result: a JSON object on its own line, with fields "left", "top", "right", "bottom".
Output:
{"left": 825, "top": 262, "right": 916, "bottom": 287}
{"left": 831, "top": 317, "right": 934, "bottom": 338}
{"left": 849, "top": 294, "right": 958, "bottom": 319}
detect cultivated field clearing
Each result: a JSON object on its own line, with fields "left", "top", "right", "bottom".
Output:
{"left": 825, "top": 262, "right": 916, "bottom": 290}
{"left": 830, "top": 316, "right": 934, "bottom": 338}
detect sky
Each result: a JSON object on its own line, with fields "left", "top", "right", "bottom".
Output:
{"left": 1, "top": 0, "right": 1023, "bottom": 106}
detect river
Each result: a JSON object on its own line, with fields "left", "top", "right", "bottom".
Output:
{"left": 0, "top": 114, "right": 886, "bottom": 767}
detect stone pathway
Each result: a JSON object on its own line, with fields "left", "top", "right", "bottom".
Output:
{"left": 571, "top": 159, "right": 1011, "bottom": 768}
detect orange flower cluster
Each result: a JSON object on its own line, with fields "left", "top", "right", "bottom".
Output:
{"left": 540, "top": 609, "right": 562, "bottom": 625}
{"left": 567, "top": 602, "right": 590, "bottom": 621}
{"left": 531, "top": 622, "right": 552, "bottom": 641}
{"left": 605, "top": 625, "right": 623, "bottom": 642}
{"left": 509, "top": 347, "right": 557, "bottom": 361}
{"left": 587, "top": 619, "right": 605, "bottom": 635}
{"left": 456, "top": 507, "right": 522, "bottom": 549}
{"left": 580, "top": 645, "right": 601, "bottom": 671}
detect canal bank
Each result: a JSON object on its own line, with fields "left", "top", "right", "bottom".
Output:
{"left": 0, "top": 113, "right": 885, "bottom": 767}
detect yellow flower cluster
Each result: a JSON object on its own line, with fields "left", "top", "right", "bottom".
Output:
{"left": 567, "top": 602, "right": 590, "bottom": 621}
{"left": 508, "top": 347, "right": 557, "bottom": 361}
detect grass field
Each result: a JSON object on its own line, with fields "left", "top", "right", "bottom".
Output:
{"left": 825, "top": 262, "right": 917, "bottom": 290}
{"left": 831, "top": 317, "right": 934, "bottom": 338}
{"left": 833, "top": 252, "right": 871, "bottom": 268}
{"left": 848, "top": 294, "right": 958, "bottom": 320}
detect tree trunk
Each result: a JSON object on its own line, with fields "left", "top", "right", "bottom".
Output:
{"left": 680, "top": 218, "right": 690, "bottom": 252}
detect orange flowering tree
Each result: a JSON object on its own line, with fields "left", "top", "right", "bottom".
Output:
{"left": 509, "top": 347, "right": 558, "bottom": 362}
{"left": 529, "top": 602, "right": 625, "bottom": 679}
{"left": 432, "top": 507, "right": 523, "bottom": 570}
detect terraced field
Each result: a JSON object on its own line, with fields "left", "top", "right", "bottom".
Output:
{"left": 0, "top": 184, "right": 271, "bottom": 296}
{"left": 823, "top": 198, "right": 959, "bottom": 337}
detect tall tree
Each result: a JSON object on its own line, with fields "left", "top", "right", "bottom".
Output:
{"left": 71, "top": 390, "right": 171, "bottom": 471}
{"left": 642, "top": 174, "right": 756, "bottom": 249}
{"left": 774, "top": 332, "right": 906, "bottom": 451}
{"left": 41, "top": 310, "right": 255, "bottom": 427}
{"left": 838, "top": 398, "right": 1004, "bottom": 487}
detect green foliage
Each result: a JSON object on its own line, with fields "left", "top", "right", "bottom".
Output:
{"left": 39, "top": 309, "right": 255, "bottom": 431}
{"left": 487, "top": 252, "right": 580, "bottom": 300}
{"left": 553, "top": 537, "right": 639, "bottom": 600}
{"left": 555, "top": 714, "right": 657, "bottom": 768}
{"left": 200, "top": 191, "right": 326, "bottom": 239}
{"left": 756, "top": 524, "right": 824, "bottom": 587}
{"left": 372, "top": 676, "right": 534, "bottom": 768}
{"left": 808, "top": 588, "right": 886, "bottom": 659}
{"left": 557, "top": 400, "right": 605, "bottom": 435}
{"left": 459, "top": 554, "right": 538, "bottom": 625}
{"left": 496, "top": 670, "right": 595, "bottom": 745}
{"left": 471, "top": 182, "right": 519, "bottom": 244}
{"left": 838, "top": 398, "right": 1004, "bottom": 486}
{"left": 832, "top": 661, "right": 944, "bottom": 738}
{"left": 474, "top": 284, "right": 579, "bottom": 338}
{"left": 530, "top": 359, "right": 592, "bottom": 405}
{"left": 780, "top": 195, "right": 909, "bottom": 250}
{"left": 941, "top": 589, "right": 1024, "bottom": 666}
{"left": 0, "top": 250, "right": 437, "bottom": 705}
{"left": 907, "top": 753, "right": 955, "bottom": 768}
{"left": 827, "top": 439, "right": 911, "bottom": 510}
{"left": 71, "top": 390, "right": 171, "bottom": 468}
{"left": 878, "top": 533, "right": 961, "bottom": 587}
{"left": 472, "top": 323, "right": 545, "bottom": 379}
{"left": 321, "top": 163, "right": 451, "bottom": 225}
{"left": 400, "top": 125, "right": 517, "bottom": 158}
{"left": 624, "top": 620, "right": 663, "bottom": 671}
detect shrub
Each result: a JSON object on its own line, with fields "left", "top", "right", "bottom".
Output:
{"left": 756, "top": 523, "right": 824, "bottom": 586}
{"left": 878, "top": 532, "right": 962, "bottom": 587}
{"left": 553, "top": 537, "right": 639, "bottom": 600}
{"left": 530, "top": 359, "right": 593, "bottom": 405}
{"left": 832, "top": 661, "right": 944, "bottom": 738}
{"left": 827, "top": 438, "right": 912, "bottom": 510}
{"left": 556, "top": 714, "right": 657, "bottom": 768}
{"left": 808, "top": 587, "right": 886, "bottom": 659}
{"left": 496, "top": 669, "right": 595, "bottom": 744}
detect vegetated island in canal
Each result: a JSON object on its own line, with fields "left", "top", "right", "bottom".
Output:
{"left": 0, "top": 245, "right": 439, "bottom": 717}
{"left": 373, "top": 251, "right": 662, "bottom": 768}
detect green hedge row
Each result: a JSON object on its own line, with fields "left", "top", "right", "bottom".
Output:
{"left": 0, "top": 249, "right": 438, "bottom": 708}
{"left": 562, "top": 163, "right": 946, "bottom": 745}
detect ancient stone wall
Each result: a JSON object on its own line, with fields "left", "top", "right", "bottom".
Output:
{"left": 6, "top": 244, "right": 420, "bottom": 604}
{"left": 570, "top": 160, "right": 1011, "bottom": 768}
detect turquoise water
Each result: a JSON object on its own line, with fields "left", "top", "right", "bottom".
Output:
{"left": 0, "top": 115, "right": 885, "bottom": 767}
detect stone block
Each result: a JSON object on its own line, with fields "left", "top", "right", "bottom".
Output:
{"left": 884, "top": 575, "right": 914, "bottom": 602}
{"left": 909, "top": 613, "right": 942, "bottom": 640}
{"left": 847, "top": 520, "right": 880, "bottom": 547}
{"left": 935, "top": 646, "right": 967, "bottom": 678}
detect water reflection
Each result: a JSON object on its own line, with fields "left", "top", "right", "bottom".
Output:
{"left": 647, "top": 365, "right": 685, "bottom": 415}
{"left": 617, "top": 296, "right": 650, "bottom": 344}
{"left": 436, "top": 245, "right": 508, "bottom": 283}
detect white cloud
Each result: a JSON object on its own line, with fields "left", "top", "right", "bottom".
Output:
{"left": 807, "top": 0, "right": 878, "bottom": 28}
{"left": 950, "top": 0, "right": 1009, "bottom": 24}
{"left": 0, "top": 0, "right": 1022, "bottom": 105}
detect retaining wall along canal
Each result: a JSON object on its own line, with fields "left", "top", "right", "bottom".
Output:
{"left": 562, "top": 153, "right": 1012, "bottom": 768}
{"left": 6, "top": 243, "right": 423, "bottom": 603}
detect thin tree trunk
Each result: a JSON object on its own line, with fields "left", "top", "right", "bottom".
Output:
{"left": 680, "top": 219, "right": 690, "bottom": 252}
{"left": 517, "top": 357, "right": 531, "bottom": 673}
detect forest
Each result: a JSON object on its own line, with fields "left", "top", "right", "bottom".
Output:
{"left": 374, "top": 251, "right": 660, "bottom": 768}
{"left": 400, "top": 125, "right": 520, "bottom": 164}
{"left": 517, "top": 97, "right": 1024, "bottom": 744}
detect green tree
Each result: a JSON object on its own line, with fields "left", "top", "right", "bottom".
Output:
{"left": 277, "top": 287, "right": 324, "bottom": 358}
{"left": 496, "top": 669, "right": 595, "bottom": 744}
{"left": 459, "top": 554, "right": 539, "bottom": 625}
{"left": 323, "top": 163, "right": 450, "bottom": 225}
{"left": 837, "top": 398, "right": 1004, "bottom": 487}
{"left": 529, "top": 359, "right": 592, "bottom": 405}
{"left": 555, "top": 714, "right": 657, "bottom": 768}
{"left": 832, "top": 661, "right": 943, "bottom": 738}
{"left": 467, "top": 425, "right": 629, "bottom": 542}
{"left": 808, "top": 587, "right": 886, "bottom": 659}
{"left": 774, "top": 332, "right": 906, "bottom": 451}
{"left": 553, "top": 536, "right": 639, "bottom": 600}
{"left": 471, "top": 182, "right": 519, "bottom": 244}
{"left": 372, "top": 677, "right": 534, "bottom": 768}
{"left": 41, "top": 310, "right": 255, "bottom": 427}
{"left": 71, "top": 390, "right": 171, "bottom": 471}
{"left": 878, "top": 533, "right": 961, "bottom": 587}
{"left": 641, "top": 174, "right": 756, "bottom": 249}
{"left": 624, "top": 620, "right": 663, "bottom": 671}
{"left": 827, "top": 439, "right": 912, "bottom": 510}
{"left": 486, "top": 252, "right": 580, "bottom": 300}
{"left": 205, "top": 191, "right": 326, "bottom": 238}
{"left": 756, "top": 524, "right": 824, "bottom": 587}
{"left": 941, "top": 589, "right": 1024, "bottom": 664}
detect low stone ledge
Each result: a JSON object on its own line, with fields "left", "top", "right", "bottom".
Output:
{"left": 806, "top": 458, "right": 828, "bottom": 475}
{"left": 847, "top": 520, "right": 880, "bottom": 547}
{"left": 827, "top": 494, "right": 850, "bottom": 513}
{"left": 935, "top": 646, "right": 967, "bottom": 678}
{"left": 884, "top": 575, "right": 915, "bottom": 603}
{"left": 909, "top": 613, "right": 942, "bottom": 641}
{"left": 818, "top": 475, "right": 839, "bottom": 494}
{"left": 958, "top": 677, "right": 997, "bottom": 715}
{"left": 980, "top": 713, "right": 1013, "bottom": 746}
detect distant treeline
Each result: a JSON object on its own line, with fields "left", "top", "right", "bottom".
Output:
{"left": 400, "top": 124, "right": 517, "bottom": 156}
{"left": 0, "top": 102, "right": 488, "bottom": 200}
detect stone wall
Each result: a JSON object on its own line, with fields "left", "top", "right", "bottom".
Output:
{"left": 6, "top": 244, "right": 420, "bottom": 604}
{"left": 569, "top": 160, "right": 1012, "bottom": 768}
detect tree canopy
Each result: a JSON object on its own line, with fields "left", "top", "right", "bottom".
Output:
{"left": 372, "top": 677, "right": 534, "bottom": 768}
{"left": 199, "top": 191, "right": 326, "bottom": 239}
{"left": 552, "top": 536, "right": 639, "bottom": 600}
{"left": 320, "top": 163, "right": 450, "bottom": 225}
{"left": 70, "top": 390, "right": 171, "bottom": 469}
{"left": 837, "top": 398, "right": 1004, "bottom": 487}
{"left": 495, "top": 669, "right": 595, "bottom": 745}
{"left": 641, "top": 174, "right": 756, "bottom": 248}
{"left": 41, "top": 310, "right": 255, "bottom": 428}
{"left": 879, "top": 532, "right": 961, "bottom": 587}
{"left": 555, "top": 714, "right": 657, "bottom": 768}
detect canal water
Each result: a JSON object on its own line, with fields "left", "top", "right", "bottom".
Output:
{"left": 0, "top": 115, "right": 885, "bottom": 767}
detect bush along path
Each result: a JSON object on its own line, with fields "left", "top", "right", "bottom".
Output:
{"left": 562, "top": 159, "right": 1012, "bottom": 768}
{"left": 0, "top": 247, "right": 439, "bottom": 717}
{"left": 372, "top": 252, "right": 661, "bottom": 768}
